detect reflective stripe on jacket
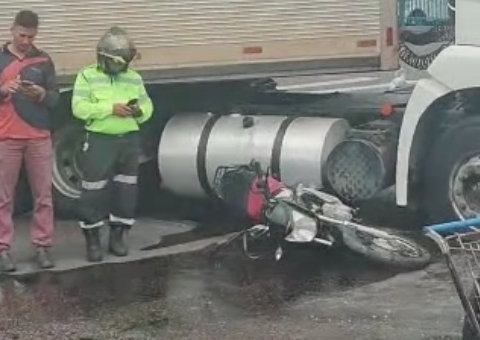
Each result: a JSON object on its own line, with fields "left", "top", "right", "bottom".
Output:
{"left": 71, "top": 64, "right": 153, "bottom": 135}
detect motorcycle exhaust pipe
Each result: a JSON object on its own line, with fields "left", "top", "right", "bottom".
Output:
{"left": 313, "top": 238, "right": 334, "bottom": 246}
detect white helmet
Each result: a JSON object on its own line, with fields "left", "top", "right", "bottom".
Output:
{"left": 96, "top": 26, "right": 137, "bottom": 75}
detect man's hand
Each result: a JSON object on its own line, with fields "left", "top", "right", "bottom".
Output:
{"left": 0, "top": 79, "right": 21, "bottom": 96}
{"left": 20, "top": 84, "right": 47, "bottom": 102}
{"left": 112, "top": 103, "right": 133, "bottom": 117}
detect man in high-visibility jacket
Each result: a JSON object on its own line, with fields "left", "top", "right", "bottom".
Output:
{"left": 71, "top": 26, "right": 153, "bottom": 262}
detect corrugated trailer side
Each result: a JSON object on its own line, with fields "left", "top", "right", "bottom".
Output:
{"left": 0, "top": 0, "right": 397, "bottom": 84}
{"left": 0, "top": 0, "right": 396, "bottom": 84}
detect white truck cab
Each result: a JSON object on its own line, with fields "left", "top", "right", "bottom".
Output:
{"left": 396, "top": 0, "right": 480, "bottom": 221}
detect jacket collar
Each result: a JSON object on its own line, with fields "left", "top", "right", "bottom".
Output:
{"left": 1, "top": 42, "right": 42, "bottom": 58}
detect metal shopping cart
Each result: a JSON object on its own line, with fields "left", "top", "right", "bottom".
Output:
{"left": 425, "top": 218, "right": 480, "bottom": 339}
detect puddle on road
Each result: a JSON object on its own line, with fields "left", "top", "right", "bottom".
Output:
{"left": 0, "top": 240, "right": 407, "bottom": 339}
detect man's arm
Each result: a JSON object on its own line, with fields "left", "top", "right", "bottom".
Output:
{"left": 39, "top": 57, "right": 60, "bottom": 110}
{"left": 134, "top": 80, "right": 153, "bottom": 124}
{"left": 71, "top": 70, "right": 113, "bottom": 121}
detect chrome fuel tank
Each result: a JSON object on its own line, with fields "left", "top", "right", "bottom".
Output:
{"left": 158, "top": 113, "right": 350, "bottom": 198}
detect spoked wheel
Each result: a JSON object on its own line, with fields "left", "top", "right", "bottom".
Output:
{"left": 340, "top": 226, "right": 431, "bottom": 270}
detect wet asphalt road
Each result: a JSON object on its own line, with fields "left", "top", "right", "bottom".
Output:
{"left": 0, "top": 194, "right": 467, "bottom": 340}
{"left": 0, "top": 244, "right": 464, "bottom": 340}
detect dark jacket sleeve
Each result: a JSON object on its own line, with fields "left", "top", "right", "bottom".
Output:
{"left": 40, "top": 56, "right": 60, "bottom": 110}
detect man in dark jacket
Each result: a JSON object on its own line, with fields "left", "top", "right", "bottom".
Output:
{"left": 0, "top": 10, "right": 59, "bottom": 272}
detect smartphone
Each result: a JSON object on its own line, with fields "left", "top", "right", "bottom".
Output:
{"left": 127, "top": 98, "right": 141, "bottom": 117}
{"left": 21, "top": 80, "right": 34, "bottom": 87}
{"left": 127, "top": 98, "right": 138, "bottom": 106}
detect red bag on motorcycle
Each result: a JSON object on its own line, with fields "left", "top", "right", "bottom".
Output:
{"left": 247, "top": 176, "right": 285, "bottom": 223}
{"left": 213, "top": 164, "right": 285, "bottom": 223}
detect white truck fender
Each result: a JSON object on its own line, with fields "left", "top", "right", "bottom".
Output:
{"left": 396, "top": 45, "right": 480, "bottom": 207}
{"left": 395, "top": 78, "right": 450, "bottom": 206}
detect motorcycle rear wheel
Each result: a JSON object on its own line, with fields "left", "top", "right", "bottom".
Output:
{"left": 340, "top": 227, "right": 431, "bottom": 270}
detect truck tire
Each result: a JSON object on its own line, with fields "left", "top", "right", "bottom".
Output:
{"left": 52, "top": 123, "right": 85, "bottom": 218}
{"left": 423, "top": 115, "right": 480, "bottom": 222}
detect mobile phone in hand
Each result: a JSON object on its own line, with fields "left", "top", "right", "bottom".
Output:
{"left": 127, "top": 98, "right": 138, "bottom": 106}
{"left": 21, "top": 80, "right": 34, "bottom": 87}
{"left": 127, "top": 99, "right": 142, "bottom": 117}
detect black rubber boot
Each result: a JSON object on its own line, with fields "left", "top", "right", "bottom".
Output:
{"left": 82, "top": 228, "right": 103, "bottom": 262}
{"left": 108, "top": 225, "right": 128, "bottom": 257}
{"left": 0, "top": 250, "right": 15, "bottom": 272}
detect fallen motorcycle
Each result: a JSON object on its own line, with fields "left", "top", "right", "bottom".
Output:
{"left": 212, "top": 159, "right": 431, "bottom": 270}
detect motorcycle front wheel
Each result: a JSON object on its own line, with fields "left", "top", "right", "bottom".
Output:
{"left": 340, "top": 226, "right": 431, "bottom": 270}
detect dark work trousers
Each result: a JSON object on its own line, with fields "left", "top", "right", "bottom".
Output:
{"left": 76, "top": 131, "right": 140, "bottom": 230}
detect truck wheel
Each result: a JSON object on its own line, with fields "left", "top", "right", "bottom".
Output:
{"left": 52, "top": 123, "right": 84, "bottom": 218}
{"left": 423, "top": 116, "right": 480, "bottom": 222}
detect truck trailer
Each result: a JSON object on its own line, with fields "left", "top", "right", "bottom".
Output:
{"left": 3, "top": 0, "right": 468, "bottom": 224}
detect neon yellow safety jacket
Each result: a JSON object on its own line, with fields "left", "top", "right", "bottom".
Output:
{"left": 71, "top": 64, "right": 153, "bottom": 135}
